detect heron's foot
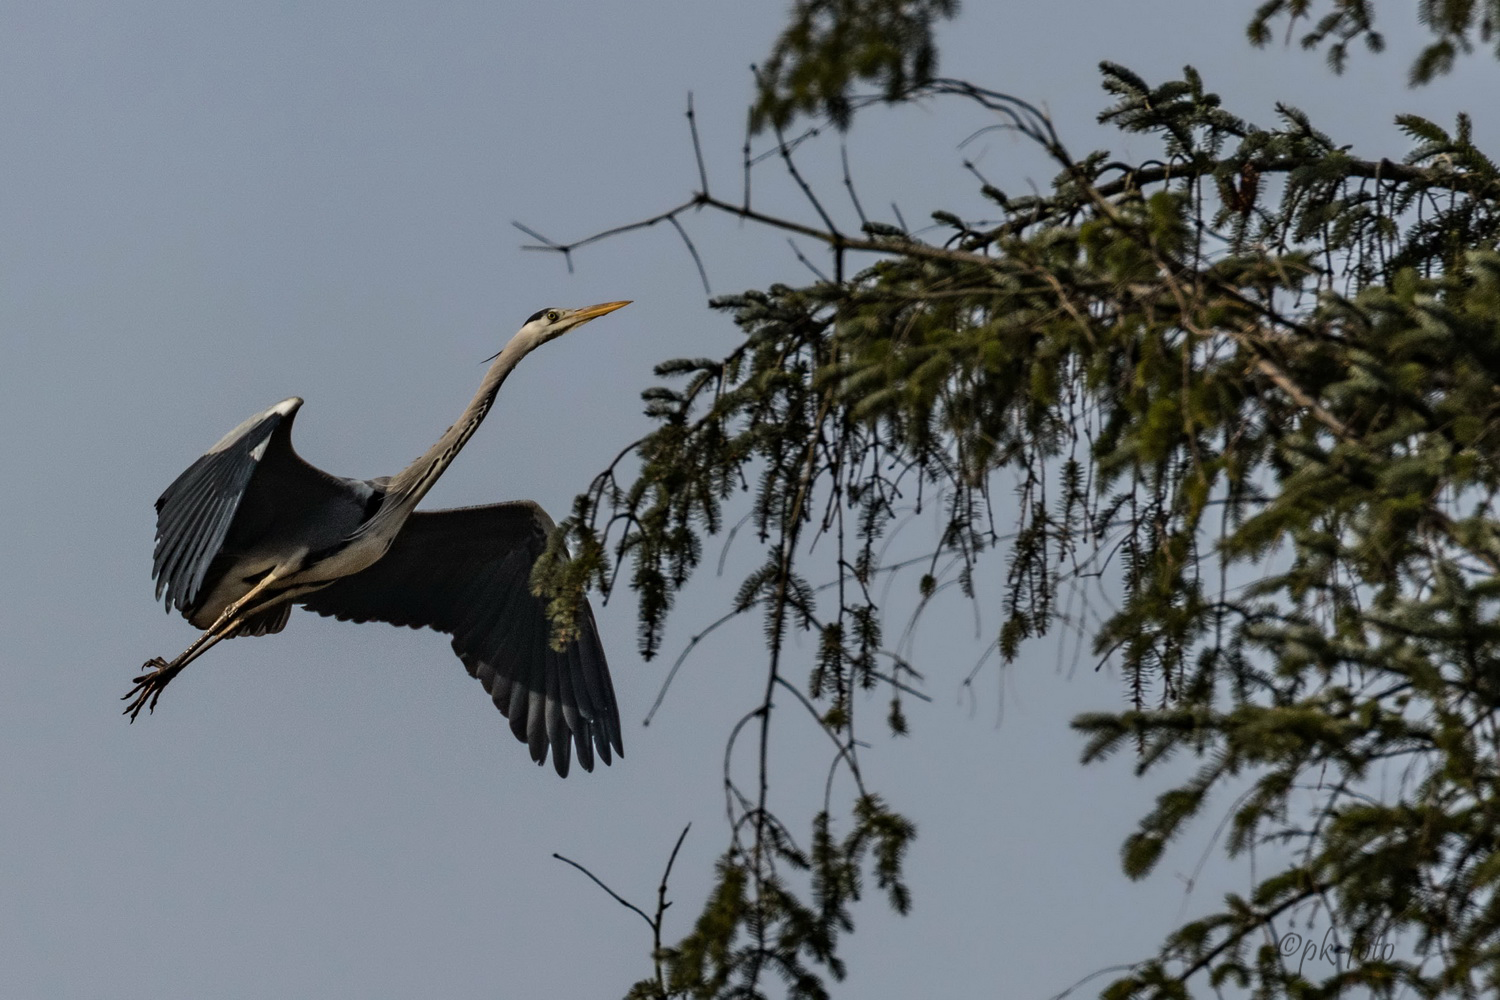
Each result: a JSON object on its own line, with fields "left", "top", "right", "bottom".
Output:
{"left": 123, "top": 657, "right": 180, "bottom": 721}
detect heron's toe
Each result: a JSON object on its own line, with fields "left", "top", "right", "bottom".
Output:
{"left": 131, "top": 657, "right": 170, "bottom": 684}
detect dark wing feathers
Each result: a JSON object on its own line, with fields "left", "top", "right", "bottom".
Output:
{"left": 577, "top": 603, "right": 619, "bottom": 763}
{"left": 153, "top": 404, "right": 293, "bottom": 613}
{"left": 152, "top": 396, "right": 366, "bottom": 618}
{"left": 566, "top": 644, "right": 595, "bottom": 772}
{"left": 300, "top": 502, "right": 623, "bottom": 777}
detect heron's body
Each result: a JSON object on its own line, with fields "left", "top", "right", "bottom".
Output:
{"left": 129, "top": 302, "right": 631, "bottom": 777}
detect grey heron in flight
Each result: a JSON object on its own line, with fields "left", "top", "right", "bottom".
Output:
{"left": 127, "top": 301, "right": 630, "bottom": 777}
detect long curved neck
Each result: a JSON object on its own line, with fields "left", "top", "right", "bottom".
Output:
{"left": 362, "top": 331, "right": 536, "bottom": 538}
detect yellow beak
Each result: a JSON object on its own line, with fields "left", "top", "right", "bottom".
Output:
{"left": 569, "top": 300, "right": 632, "bottom": 323}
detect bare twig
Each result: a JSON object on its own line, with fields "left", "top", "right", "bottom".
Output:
{"left": 522, "top": 190, "right": 997, "bottom": 272}
{"left": 890, "top": 202, "right": 908, "bottom": 233}
{"left": 788, "top": 238, "right": 830, "bottom": 282}
{"left": 770, "top": 118, "right": 843, "bottom": 281}
{"left": 741, "top": 108, "right": 753, "bottom": 212}
{"left": 554, "top": 823, "right": 694, "bottom": 1000}
{"left": 645, "top": 606, "right": 749, "bottom": 726}
{"left": 687, "top": 93, "right": 710, "bottom": 197}
{"left": 552, "top": 852, "right": 654, "bottom": 931}
{"left": 513, "top": 220, "right": 574, "bottom": 273}
{"left": 841, "top": 145, "right": 869, "bottom": 229}
{"left": 670, "top": 215, "right": 712, "bottom": 296}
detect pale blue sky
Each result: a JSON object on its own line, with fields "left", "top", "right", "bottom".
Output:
{"left": 2, "top": 3, "right": 1495, "bottom": 997}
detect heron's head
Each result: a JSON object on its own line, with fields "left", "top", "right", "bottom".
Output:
{"left": 511, "top": 299, "right": 631, "bottom": 353}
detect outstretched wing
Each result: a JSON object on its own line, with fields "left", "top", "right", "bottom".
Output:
{"left": 153, "top": 396, "right": 367, "bottom": 619}
{"left": 152, "top": 397, "right": 307, "bottom": 614}
{"left": 299, "top": 502, "right": 623, "bottom": 777}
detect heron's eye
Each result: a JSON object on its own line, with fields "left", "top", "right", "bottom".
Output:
{"left": 546, "top": 309, "right": 561, "bottom": 323}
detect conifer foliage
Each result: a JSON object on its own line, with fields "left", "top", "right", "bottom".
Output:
{"left": 533, "top": 4, "right": 1500, "bottom": 996}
